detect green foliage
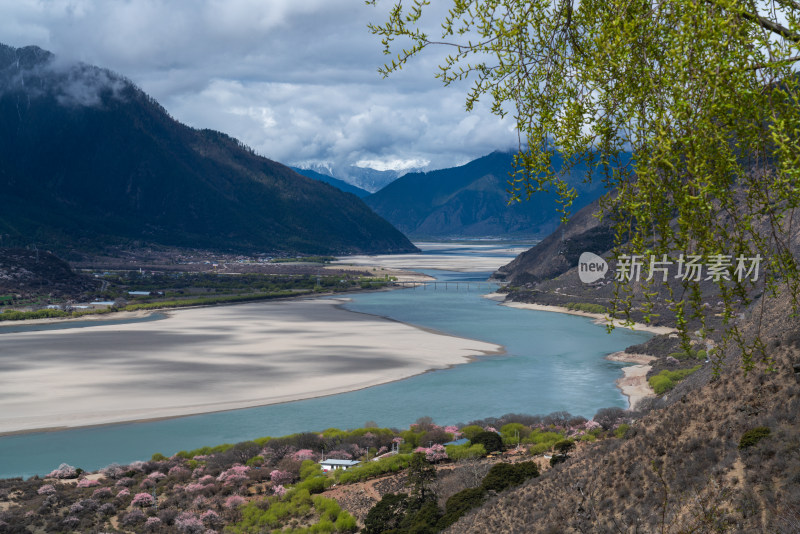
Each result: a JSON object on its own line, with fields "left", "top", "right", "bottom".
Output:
{"left": 614, "top": 424, "right": 631, "bottom": 439}
{"left": 565, "top": 302, "right": 608, "bottom": 314}
{"left": 231, "top": 491, "right": 357, "bottom": 533}
{"left": 445, "top": 443, "right": 486, "bottom": 461}
{"left": 363, "top": 493, "right": 408, "bottom": 534}
{"left": 669, "top": 348, "right": 708, "bottom": 361}
{"left": 550, "top": 440, "right": 576, "bottom": 466}
{"left": 367, "top": 0, "right": 800, "bottom": 371}
{"left": 245, "top": 455, "right": 264, "bottom": 467}
{"left": 0, "top": 308, "right": 71, "bottom": 321}
{"left": 400, "top": 429, "right": 424, "bottom": 449}
{"left": 290, "top": 473, "right": 333, "bottom": 497}
{"left": 649, "top": 365, "right": 702, "bottom": 394}
{"left": 459, "top": 425, "right": 485, "bottom": 440}
{"left": 300, "top": 460, "right": 323, "bottom": 481}
{"left": 469, "top": 431, "right": 503, "bottom": 454}
{"left": 272, "top": 256, "right": 337, "bottom": 264}
{"left": 175, "top": 443, "right": 234, "bottom": 459}
{"left": 438, "top": 487, "right": 486, "bottom": 530}
{"left": 524, "top": 429, "right": 565, "bottom": 454}
{"left": 150, "top": 452, "right": 167, "bottom": 461}
{"left": 481, "top": 461, "right": 540, "bottom": 493}
{"left": 406, "top": 452, "right": 437, "bottom": 503}
{"left": 335, "top": 454, "right": 412, "bottom": 484}
{"left": 739, "top": 427, "right": 771, "bottom": 450}
{"left": 234, "top": 490, "right": 313, "bottom": 531}
{"left": 121, "top": 290, "right": 303, "bottom": 311}
{"left": 500, "top": 423, "right": 531, "bottom": 445}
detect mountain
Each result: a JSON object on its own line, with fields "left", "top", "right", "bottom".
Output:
{"left": 364, "top": 151, "right": 608, "bottom": 238}
{"left": 0, "top": 44, "right": 416, "bottom": 256}
{"left": 293, "top": 163, "right": 403, "bottom": 193}
{"left": 290, "top": 167, "right": 370, "bottom": 198}
{"left": 0, "top": 248, "right": 98, "bottom": 299}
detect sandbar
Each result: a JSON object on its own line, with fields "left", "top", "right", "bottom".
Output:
{"left": 495, "top": 300, "right": 676, "bottom": 335}
{"left": 0, "top": 298, "right": 502, "bottom": 434}
{"left": 605, "top": 351, "right": 657, "bottom": 409}
{"left": 332, "top": 243, "right": 531, "bottom": 273}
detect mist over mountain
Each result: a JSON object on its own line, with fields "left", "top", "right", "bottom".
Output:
{"left": 290, "top": 167, "right": 370, "bottom": 198}
{"left": 364, "top": 151, "right": 608, "bottom": 239}
{"left": 0, "top": 43, "right": 416, "bottom": 257}
{"left": 292, "top": 162, "right": 411, "bottom": 193}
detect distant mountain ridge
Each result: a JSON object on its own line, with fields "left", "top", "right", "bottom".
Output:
{"left": 0, "top": 43, "right": 416, "bottom": 256}
{"left": 364, "top": 151, "right": 608, "bottom": 238}
{"left": 293, "top": 163, "right": 407, "bottom": 193}
{"left": 290, "top": 167, "right": 370, "bottom": 198}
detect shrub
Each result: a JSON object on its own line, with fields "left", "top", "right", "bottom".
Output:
{"left": 481, "top": 461, "right": 540, "bottom": 492}
{"left": 122, "top": 509, "right": 146, "bottom": 526}
{"left": 335, "top": 454, "right": 412, "bottom": 484}
{"left": 649, "top": 365, "right": 701, "bottom": 394}
{"left": 46, "top": 463, "right": 78, "bottom": 479}
{"left": 565, "top": 302, "right": 608, "bottom": 314}
{"left": 550, "top": 440, "right": 576, "bottom": 466}
{"left": 37, "top": 485, "right": 56, "bottom": 495}
{"left": 459, "top": 425, "right": 485, "bottom": 440}
{"left": 500, "top": 423, "right": 531, "bottom": 444}
{"left": 739, "top": 427, "right": 771, "bottom": 449}
{"left": 132, "top": 492, "right": 155, "bottom": 507}
{"left": 593, "top": 407, "right": 626, "bottom": 430}
{"left": 363, "top": 493, "right": 408, "bottom": 534}
{"left": 225, "top": 494, "right": 247, "bottom": 509}
{"left": 175, "top": 511, "right": 205, "bottom": 534}
{"left": 144, "top": 517, "right": 162, "bottom": 532}
{"left": 445, "top": 443, "right": 486, "bottom": 461}
{"left": 438, "top": 487, "right": 486, "bottom": 529}
{"left": 470, "top": 431, "right": 503, "bottom": 453}
{"left": 614, "top": 423, "right": 631, "bottom": 439}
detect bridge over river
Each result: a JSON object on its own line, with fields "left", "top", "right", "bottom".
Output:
{"left": 388, "top": 280, "right": 503, "bottom": 291}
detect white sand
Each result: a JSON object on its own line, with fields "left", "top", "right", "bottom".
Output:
{"left": 332, "top": 242, "right": 529, "bottom": 273}
{"left": 497, "top": 301, "right": 677, "bottom": 335}
{"left": 0, "top": 298, "right": 502, "bottom": 434}
{"left": 605, "top": 351, "right": 657, "bottom": 409}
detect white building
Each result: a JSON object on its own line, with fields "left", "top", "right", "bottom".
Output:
{"left": 319, "top": 459, "right": 360, "bottom": 473}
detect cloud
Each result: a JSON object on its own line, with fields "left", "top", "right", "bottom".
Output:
{"left": 0, "top": 0, "right": 518, "bottom": 173}
{"left": 0, "top": 45, "right": 127, "bottom": 108}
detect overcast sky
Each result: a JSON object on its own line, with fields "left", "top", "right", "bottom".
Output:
{"left": 1, "top": 0, "right": 518, "bottom": 175}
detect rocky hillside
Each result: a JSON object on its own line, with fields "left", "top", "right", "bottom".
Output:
{"left": 0, "top": 43, "right": 416, "bottom": 257}
{"left": 459, "top": 197, "right": 800, "bottom": 531}
{"left": 448, "top": 290, "right": 800, "bottom": 533}
{"left": 0, "top": 248, "right": 98, "bottom": 301}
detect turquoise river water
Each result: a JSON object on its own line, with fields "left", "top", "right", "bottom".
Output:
{"left": 0, "top": 246, "right": 651, "bottom": 479}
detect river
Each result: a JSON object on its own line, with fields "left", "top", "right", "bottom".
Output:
{"left": 0, "top": 243, "right": 650, "bottom": 478}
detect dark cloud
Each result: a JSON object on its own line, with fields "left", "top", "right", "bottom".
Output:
{"left": 0, "top": 1, "right": 518, "bottom": 173}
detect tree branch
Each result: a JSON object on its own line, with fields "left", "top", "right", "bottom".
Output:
{"left": 737, "top": 7, "right": 800, "bottom": 42}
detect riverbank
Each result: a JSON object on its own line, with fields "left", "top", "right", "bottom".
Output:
{"left": 0, "top": 297, "right": 502, "bottom": 435}
{"left": 484, "top": 294, "right": 676, "bottom": 335}
{"left": 483, "top": 294, "right": 660, "bottom": 409}
{"left": 605, "top": 351, "right": 657, "bottom": 410}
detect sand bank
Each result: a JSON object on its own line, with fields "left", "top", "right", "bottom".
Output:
{"left": 605, "top": 351, "right": 657, "bottom": 409}
{"left": 496, "top": 300, "right": 676, "bottom": 335}
{"left": 0, "top": 298, "right": 502, "bottom": 434}
{"left": 332, "top": 242, "right": 529, "bottom": 274}
{"left": 0, "top": 309, "right": 158, "bottom": 327}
